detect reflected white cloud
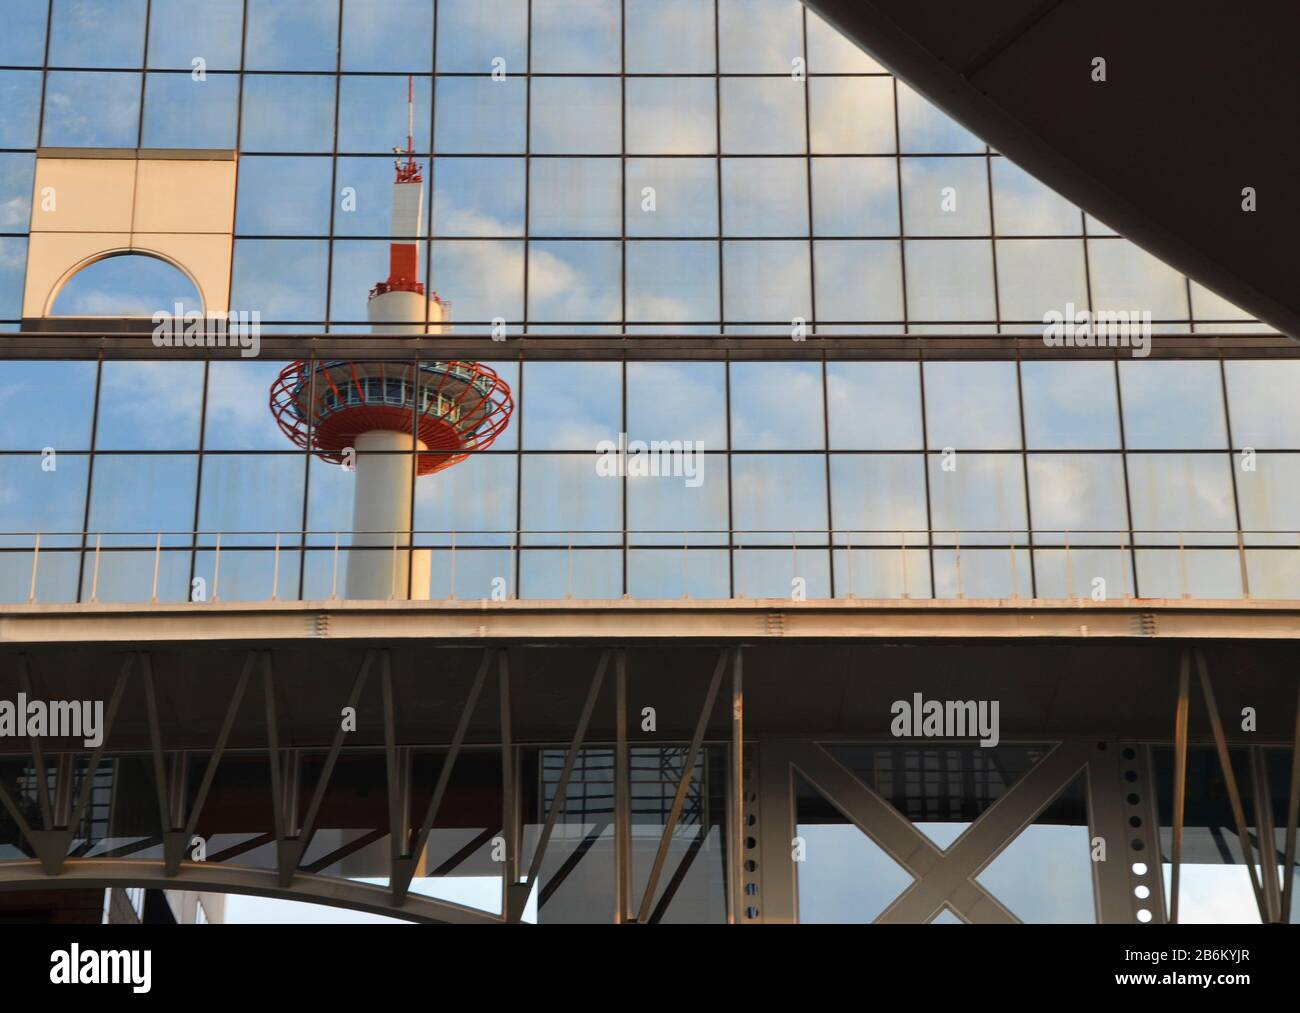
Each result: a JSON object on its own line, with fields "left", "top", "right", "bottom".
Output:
{"left": 810, "top": 77, "right": 895, "bottom": 154}
{"left": 719, "top": 0, "right": 804, "bottom": 73}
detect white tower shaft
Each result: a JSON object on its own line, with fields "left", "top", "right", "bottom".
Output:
{"left": 346, "top": 430, "right": 432, "bottom": 601}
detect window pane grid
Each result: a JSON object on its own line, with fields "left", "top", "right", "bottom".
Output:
{"left": 0, "top": 0, "right": 1271, "bottom": 333}
{"left": 0, "top": 356, "right": 1295, "bottom": 604}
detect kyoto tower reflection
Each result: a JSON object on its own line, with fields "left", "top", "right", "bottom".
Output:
{"left": 271, "top": 79, "right": 513, "bottom": 600}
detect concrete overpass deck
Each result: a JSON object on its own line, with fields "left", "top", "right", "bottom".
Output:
{"left": 3, "top": 596, "right": 1299, "bottom": 645}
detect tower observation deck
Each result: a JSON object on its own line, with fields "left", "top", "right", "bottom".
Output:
{"left": 269, "top": 80, "right": 513, "bottom": 600}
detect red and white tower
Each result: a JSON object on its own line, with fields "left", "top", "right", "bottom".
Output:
{"left": 368, "top": 77, "right": 443, "bottom": 336}
{"left": 270, "top": 80, "right": 514, "bottom": 601}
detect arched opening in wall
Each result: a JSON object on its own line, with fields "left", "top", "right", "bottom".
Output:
{"left": 48, "top": 252, "right": 202, "bottom": 324}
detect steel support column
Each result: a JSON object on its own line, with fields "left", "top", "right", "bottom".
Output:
{"left": 1284, "top": 679, "right": 1300, "bottom": 922}
{"left": 499, "top": 650, "right": 517, "bottom": 920}
{"left": 1170, "top": 649, "right": 1191, "bottom": 923}
{"left": 1088, "top": 738, "right": 1138, "bottom": 924}
{"left": 614, "top": 649, "right": 631, "bottom": 923}
{"left": 635, "top": 650, "right": 726, "bottom": 923}
{"left": 729, "top": 645, "right": 744, "bottom": 923}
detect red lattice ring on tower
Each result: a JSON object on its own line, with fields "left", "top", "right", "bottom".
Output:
{"left": 269, "top": 359, "right": 514, "bottom": 476}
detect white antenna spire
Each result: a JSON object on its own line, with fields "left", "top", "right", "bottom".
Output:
{"left": 407, "top": 74, "right": 414, "bottom": 154}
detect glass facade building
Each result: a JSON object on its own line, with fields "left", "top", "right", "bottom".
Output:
{"left": 3, "top": 355, "right": 1300, "bottom": 604}
{"left": 0, "top": 0, "right": 1295, "bottom": 928}
{"left": 0, "top": 0, "right": 1279, "bottom": 334}
{"left": 0, "top": 0, "right": 1295, "bottom": 606}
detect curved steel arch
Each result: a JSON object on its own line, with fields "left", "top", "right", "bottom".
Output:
{"left": 0, "top": 860, "right": 498, "bottom": 924}
{"left": 0, "top": 644, "right": 740, "bottom": 925}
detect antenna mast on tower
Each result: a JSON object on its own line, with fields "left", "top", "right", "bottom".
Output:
{"left": 394, "top": 75, "right": 421, "bottom": 185}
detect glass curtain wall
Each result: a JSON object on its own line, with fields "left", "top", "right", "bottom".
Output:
{"left": 2, "top": 356, "right": 1296, "bottom": 603}
{"left": 0, "top": 0, "right": 1275, "bottom": 335}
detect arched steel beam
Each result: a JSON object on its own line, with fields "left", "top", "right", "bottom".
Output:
{"left": 0, "top": 860, "right": 501, "bottom": 925}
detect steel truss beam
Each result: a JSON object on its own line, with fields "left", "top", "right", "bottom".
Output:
{"left": 635, "top": 650, "right": 727, "bottom": 923}
{"left": 508, "top": 650, "right": 610, "bottom": 922}
{"left": 277, "top": 650, "right": 373, "bottom": 886}
{"left": 13, "top": 654, "right": 133, "bottom": 875}
{"left": 391, "top": 649, "right": 492, "bottom": 904}
{"left": 158, "top": 653, "right": 254, "bottom": 875}
{"left": 759, "top": 737, "right": 1096, "bottom": 923}
{"left": 1250, "top": 745, "right": 1282, "bottom": 921}
{"left": 4, "top": 637, "right": 1294, "bottom": 926}
{"left": 2, "top": 643, "right": 731, "bottom": 923}
{"left": 1191, "top": 650, "right": 1267, "bottom": 920}
{"left": 1165, "top": 648, "right": 1296, "bottom": 924}
{"left": 1159, "top": 652, "right": 1268, "bottom": 920}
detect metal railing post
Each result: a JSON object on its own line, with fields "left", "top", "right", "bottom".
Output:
{"left": 271, "top": 532, "right": 281, "bottom": 601}
{"left": 212, "top": 532, "right": 222, "bottom": 601}
{"left": 390, "top": 531, "right": 398, "bottom": 600}
{"left": 90, "top": 533, "right": 102, "bottom": 602}
{"left": 448, "top": 530, "right": 457, "bottom": 600}
{"left": 1064, "top": 529, "right": 1073, "bottom": 600}
{"left": 1237, "top": 529, "right": 1251, "bottom": 600}
{"left": 791, "top": 531, "right": 798, "bottom": 598}
{"left": 150, "top": 532, "right": 161, "bottom": 603}
{"left": 27, "top": 532, "right": 40, "bottom": 603}
{"left": 21, "top": 525, "right": 1285, "bottom": 607}
{"left": 1121, "top": 528, "right": 1132, "bottom": 599}
{"left": 900, "top": 530, "right": 910, "bottom": 600}
{"left": 331, "top": 531, "right": 340, "bottom": 600}
{"left": 954, "top": 532, "right": 963, "bottom": 599}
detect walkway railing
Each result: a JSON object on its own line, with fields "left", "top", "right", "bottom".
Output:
{"left": 3, "top": 528, "right": 1297, "bottom": 604}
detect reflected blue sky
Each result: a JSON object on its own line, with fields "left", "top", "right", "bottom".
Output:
{"left": 0, "top": 0, "right": 1272, "bottom": 331}
{"left": 148, "top": 0, "right": 243, "bottom": 70}
{"left": 49, "top": 0, "right": 147, "bottom": 68}
{"left": 796, "top": 821, "right": 914, "bottom": 923}
{"left": 142, "top": 73, "right": 239, "bottom": 149}
{"left": 0, "top": 0, "right": 49, "bottom": 67}
{"left": 43, "top": 72, "right": 142, "bottom": 148}
{"left": 52, "top": 254, "right": 201, "bottom": 317}
{"left": 976, "top": 820, "right": 1095, "bottom": 923}
{"left": 0, "top": 0, "right": 1293, "bottom": 926}
{"left": 0, "top": 20, "right": 1290, "bottom": 609}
